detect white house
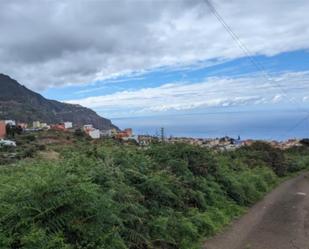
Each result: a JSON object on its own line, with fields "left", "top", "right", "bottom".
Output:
{"left": 89, "top": 129, "right": 100, "bottom": 139}
{"left": 83, "top": 124, "right": 93, "bottom": 131}
{"left": 5, "top": 120, "right": 16, "bottom": 126}
{"left": 101, "top": 129, "right": 113, "bottom": 137}
{"left": 122, "top": 135, "right": 139, "bottom": 143}
{"left": 64, "top": 122, "right": 73, "bottom": 129}
{"left": 40, "top": 123, "right": 48, "bottom": 129}
{"left": 33, "top": 121, "right": 41, "bottom": 128}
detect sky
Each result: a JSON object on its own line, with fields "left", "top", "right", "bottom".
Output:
{"left": 0, "top": 0, "right": 309, "bottom": 139}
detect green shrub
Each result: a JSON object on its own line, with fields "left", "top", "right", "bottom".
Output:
{"left": 25, "top": 134, "right": 36, "bottom": 142}
{"left": 22, "top": 146, "right": 37, "bottom": 158}
{"left": 0, "top": 140, "right": 305, "bottom": 249}
{"left": 300, "top": 138, "right": 309, "bottom": 146}
{"left": 0, "top": 162, "right": 126, "bottom": 249}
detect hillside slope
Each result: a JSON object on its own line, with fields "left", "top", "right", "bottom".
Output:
{"left": 0, "top": 73, "right": 117, "bottom": 130}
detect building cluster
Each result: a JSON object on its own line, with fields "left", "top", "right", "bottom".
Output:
{"left": 166, "top": 136, "right": 244, "bottom": 151}
{"left": 166, "top": 136, "right": 303, "bottom": 151}
{"left": 50, "top": 122, "right": 73, "bottom": 131}
{"left": 268, "top": 139, "right": 302, "bottom": 150}
{"left": 115, "top": 128, "right": 139, "bottom": 142}
{"left": 0, "top": 118, "right": 139, "bottom": 143}
{"left": 30, "top": 121, "right": 73, "bottom": 131}
{"left": 137, "top": 135, "right": 158, "bottom": 146}
{"left": 0, "top": 118, "right": 305, "bottom": 150}
{"left": 0, "top": 120, "right": 28, "bottom": 139}
{"left": 83, "top": 124, "right": 101, "bottom": 139}
{"left": 0, "top": 119, "right": 89, "bottom": 140}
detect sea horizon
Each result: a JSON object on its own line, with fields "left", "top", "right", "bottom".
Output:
{"left": 112, "top": 109, "right": 308, "bottom": 141}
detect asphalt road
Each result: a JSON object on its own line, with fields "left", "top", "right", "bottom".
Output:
{"left": 204, "top": 172, "right": 309, "bottom": 249}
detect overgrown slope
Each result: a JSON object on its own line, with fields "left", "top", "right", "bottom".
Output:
{"left": 0, "top": 138, "right": 308, "bottom": 249}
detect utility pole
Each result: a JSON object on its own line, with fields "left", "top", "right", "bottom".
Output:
{"left": 160, "top": 127, "right": 165, "bottom": 143}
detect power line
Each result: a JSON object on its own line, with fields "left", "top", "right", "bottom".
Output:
{"left": 204, "top": 0, "right": 309, "bottom": 138}
{"left": 203, "top": 0, "right": 307, "bottom": 113}
{"left": 280, "top": 115, "right": 309, "bottom": 139}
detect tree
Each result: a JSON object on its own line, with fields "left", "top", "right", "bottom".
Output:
{"left": 74, "top": 128, "right": 84, "bottom": 137}
{"left": 300, "top": 138, "right": 309, "bottom": 146}
{"left": 5, "top": 124, "right": 15, "bottom": 138}
{"left": 5, "top": 124, "right": 23, "bottom": 138}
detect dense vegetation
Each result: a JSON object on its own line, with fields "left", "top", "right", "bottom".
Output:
{"left": 0, "top": 132, "right": 309, "bottom": 249}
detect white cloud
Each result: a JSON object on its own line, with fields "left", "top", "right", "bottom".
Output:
{"left": 303, "top": 96, "right": 309, "bottom": 102}
{"left": 0, "top": 0, "right": 309, "bottom": 89}
{"left": 272, "top": 94, "right": 282, "bottom": 103}
{"left": 67, "top": 71, "right": 309, "bottom": 117}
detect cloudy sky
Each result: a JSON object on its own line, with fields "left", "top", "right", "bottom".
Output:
{"left": 1, "top": 0, "right": 309, "bottom": 138}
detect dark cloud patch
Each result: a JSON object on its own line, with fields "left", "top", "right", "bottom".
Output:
{"left": 0, "top": 0, "right": 308, "bottom": 90}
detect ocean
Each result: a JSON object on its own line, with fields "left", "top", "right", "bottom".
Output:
{"left": 112, "top": 110, "right": 309, "bottom": 141}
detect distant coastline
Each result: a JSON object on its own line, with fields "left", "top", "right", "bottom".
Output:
{"left": 113, "top": 110, "right": 308, "bottom": 140}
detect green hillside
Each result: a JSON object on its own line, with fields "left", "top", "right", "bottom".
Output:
{"left": 0, "top": 74, "right": 116, "bottom": 130}
{"left": 0, "top": 132, "right": 309, "bottom": 249}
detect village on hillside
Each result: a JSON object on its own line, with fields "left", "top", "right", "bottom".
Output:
{"left": 0, "top": 119, "right": 303, "bottom": 151}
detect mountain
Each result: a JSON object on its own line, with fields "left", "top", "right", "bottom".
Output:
{"left": 0, "top": 73, "right": 118, "bottom": 130}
